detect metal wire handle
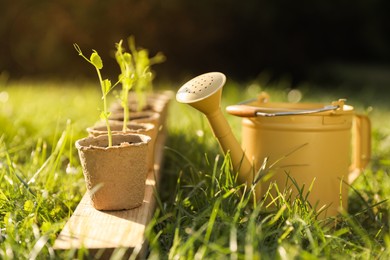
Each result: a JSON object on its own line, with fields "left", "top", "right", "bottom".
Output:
{"left": 254, "top": 105, "right": 339, "bottom": 117}
{"left": 227, "top": 96, "right": 341, "bottom": 118}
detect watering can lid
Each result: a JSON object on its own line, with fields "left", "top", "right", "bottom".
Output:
{"left": 226, "top": 96, "right": 353, "bottom": 118}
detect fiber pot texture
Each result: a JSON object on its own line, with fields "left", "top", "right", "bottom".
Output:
{"left": 110, "top": 91, "right": 173, "bottom": 129}
{"left": 86, "top": 121, "right": 157, "bottom": 171}
{"left": 76, "top": 134, "right": 151, "bottom": 210}
{"left": 111, "top": 91, "right": 173, "bottom": 115}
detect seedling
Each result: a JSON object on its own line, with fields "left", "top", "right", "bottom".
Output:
{"left": 73, "top": 44, "right": 118, "bottom": 147}
{"left": 127, "top": 36, "right": 165, "bottom": 111}
{"left": 115, "top": 36, "right": 165, "bottom": 130}
{"left": 115, "top": 40, "right": 135, "bottom": 132}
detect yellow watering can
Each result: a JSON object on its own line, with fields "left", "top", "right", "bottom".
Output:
{"left": 176, "top": 72, "right": 371, "bottom": 217}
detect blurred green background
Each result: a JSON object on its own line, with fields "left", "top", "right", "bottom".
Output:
{"left": 1, "top": 0, "right": 390, "bottom": 87}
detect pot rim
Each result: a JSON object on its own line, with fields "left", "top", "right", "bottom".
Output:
{"left": 86, "top": 121, "right": 155, "bottom": 134}
{"left": 109, "top": 110, "right": 160, "bottom": 121}
{"left": 75, "top": 133, "right": 151, "bottom": 151}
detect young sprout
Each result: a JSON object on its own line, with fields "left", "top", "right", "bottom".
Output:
{"left": 73, "top": 43, "right": 118, "bottom": 147}
{"left": 128, "top": 36, "right": 166, "bottom": 111}
{"left": 115, "top": 40, "right": 136, "bottom": 132}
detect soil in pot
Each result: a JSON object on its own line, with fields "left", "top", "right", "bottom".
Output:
{"left": 76, "top": 133, "right": 151, "bottom": 210}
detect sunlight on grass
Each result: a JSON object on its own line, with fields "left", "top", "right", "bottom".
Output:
{"left": 1, "top": 79, "right": 390, "bottom": 258}
{"left": 0, "top": 81, "right": 99, "bottom": 258}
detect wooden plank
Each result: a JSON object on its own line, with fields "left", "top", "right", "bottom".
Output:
{"left": 53, "top": 131, "right": 166, "bottom": 258}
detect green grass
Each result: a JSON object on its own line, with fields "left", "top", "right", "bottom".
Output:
{"left": 1, "top": 79, "right": 390, "bottom": 259}
{"left": 0, "top": 81, "right": 101, "bottom": 259}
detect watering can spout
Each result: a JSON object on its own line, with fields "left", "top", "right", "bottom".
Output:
{"left": 176, "top": 72, "right": 254, "bottom": 187}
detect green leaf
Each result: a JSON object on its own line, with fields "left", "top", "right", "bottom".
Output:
{"left": 24, "top": 200, "right": 34, "bottom": 212}
{"left": 41, "top": 221, "right": 52, "bottom": 233}
{"left": 90, "top": 51, "right": 103, "bottom": 69}
{"left": 115, "top": 39, "right": 124, "bottom": 53}
{"left": 3, "top": 212, "right": 11, "bottom": 225}
{"left": 102, "top": 79, "right": 112, "bottom": 94}
{"left": 123, "top": 52, "right": 132, "bottom": 64}
{"left": 100, "top": 111, "right": 110, "bottom": 121}
{"left": 123, "top": 77, "right": 135, "bottom": 90}
{"left": 137, "top": 50, "right": 149, "bottom": 68}
{"left": 150, "top": 52, "right": 166, "bottom": 65}
{"left": 73, "top": 43, "right": 82, "bottom": 56}
{"left": 128, "top": 35, "right": 137, "bottom": 58}
{"left": 118, "top": 73, "right": 125, "bottom": 82}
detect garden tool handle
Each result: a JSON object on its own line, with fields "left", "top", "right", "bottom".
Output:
{"left": 226, "top": 104, "right": 339, "bottom": 117}
{"left": 226, "top": 104, "right": 259, "bottom": 117}
{"left": 349, "top": 114, "right": 371, "bottom": 183}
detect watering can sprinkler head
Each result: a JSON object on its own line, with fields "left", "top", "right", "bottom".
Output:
{"left": 176, "top": 72, "right": 226, "bottom": 115}
{"left": 176, "top": 72, "right": 254, "bottom": 188}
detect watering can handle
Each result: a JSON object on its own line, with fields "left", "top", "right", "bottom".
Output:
{"left": 228, "top": 92, "right": 340, "bottom": 117}
{"left": 349, "top": 114, "right": 371, "bottom": 183}
{"left": 226, "top": 104, "right": 339, "bottom": 117}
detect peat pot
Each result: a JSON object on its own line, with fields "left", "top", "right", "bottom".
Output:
{"left": 110, "top": 91, "right": 173, "bottom": 128}
{"left": 86, "top": 121, "right": 157, "bottom": 171}
{"left": 76, "top": 133, "right": 151, "bottom": 210}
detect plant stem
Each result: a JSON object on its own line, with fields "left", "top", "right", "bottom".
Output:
{"left": 122, "top": 90, "right": 129, "bottom": 132}
{"left": 96, "top": 66, "right": 112, "bottom": 147}
{"left": 103, "top": 94, "right": 112, "bottom": 147}
{"left": 115, "top": 40, "right": 133, "bottom": 133}
{"left": 73, "top": 43, "right": 114, "bottom": 147}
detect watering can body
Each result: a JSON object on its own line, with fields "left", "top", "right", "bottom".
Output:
{"left": 234, "top": 95, "right": 371, "bottom": 217}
